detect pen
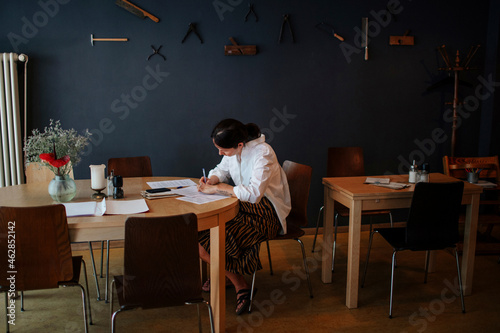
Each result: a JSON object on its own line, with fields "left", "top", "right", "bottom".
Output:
{"left": 202, "top": 168, "right": 207, "bottom": 183}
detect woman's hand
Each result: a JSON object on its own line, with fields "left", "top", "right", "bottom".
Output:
{"left": 197, "top": 182, "right": 218, "bottom": 194}
{"left": 197, "top": 181, "right": 236, "bottom": 197}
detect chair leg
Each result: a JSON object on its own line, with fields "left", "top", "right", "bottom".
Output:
{"left": 266, "top": 240, "right": 273, "bottom": 275}
{"left": 389, "top": 212, "right": 393, "bottom": 227}
{"left": 424, "top": 250, "right": 430, "bottom": 284}
{"left": 312, "top": 206, "right": 324, "bottom": 253}
{"left": 296, "top": 238, "right": 313, "bottom": 298}
{"left": 361, "top": 230, "right": 377, "bottom": 288}
{"left": 248, "top": 270, "right": 257, "bottom": 313}
{"left": 100, "top": 241, "right": 105, "bottom": 278}
{"left": 81, "top": 260, "right": 93, "bottom": 325}
{"left": 196, "top": 304, "right": 202, "bottom": 333}
{"left": 4, "top": 292, "right": 9, "bottom": 333}
{"left": 205, "top": 301, "right": 215, "bottom": 333}
{"left": 88, "top": 241, "right": 102, "bottom": 301}
{"left": 20, "top": 291, "right": 24, "bottom": 312}
{"left": 332, "top": 212, "right": 339, "bottom": 272}
{"left": 389, "top": 250, "right": 397, "bottom": 319}
{"left": 454, "top": 248, "right": 466, "bottom": 313}
{"left": 105, "top": 240, "right": 111, "bottom": 303}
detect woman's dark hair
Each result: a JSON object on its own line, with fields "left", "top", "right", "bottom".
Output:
{"left": 211, "top": 119, "right": 261, "bottom": 149}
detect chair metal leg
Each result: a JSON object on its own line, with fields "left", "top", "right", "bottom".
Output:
{"left": 424, "top": 250, "right": 430, "bottom": 284}
{"left": 389, "top": 212, "right": 393, "bottom": 227}
{"left": 266, "top": 240, "right": 273, "bottom": 275}
{"left": 5, "top": 292, "right": 9, "bottom": 333}
{"left": 248, "top": 270, "right": 257, "bottom": 313}
{"left": 81, "top": 260, "right": 93, "bottom": 325}
{"left": 197, "top": 304, "right": 202, "bottom": 333}
{"left": 297, "top": 238, "right": 313, "bottom": 298}
{"left": 100, "top": 241, "right": 104, "bottom": 278}
{"left": 312, "top": 206, "right": 324, "bottom": 253}
{"left": 389, "top": 250, "right": 397, "bottom": 319}
{"left": 205, "top": 301, "right": 215, "bottom": 333}
{"left": 332, "top": 212, "right": 339, "bottom": 272}
{"left": 20, "top": 291, "right": 24, "bottom": 311}
{"left": 454, "top": 248, "right": 466, "bottom": 313}
{"left": 105, "top": 240, "right": 111, "bottom": 303}
{"left": 88, "top": 241, "right": 102, "bottom": 301}
{"left": 361, "top": 230, "right": 377, "bottom": 288}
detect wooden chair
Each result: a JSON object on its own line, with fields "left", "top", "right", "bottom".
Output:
{"left": 249, "top": 160, "right": 314, "bottom": 312}
{"left": 442, "top": 156, "right": 500, "bottom": 243}
{"left": 0, "top": 205, "right": 92, "bottom": 332}
{"left": 25, "top": 162, "right": 74, "bottom": 183}
{"left": 107, "top": 156, "right": 152, "bottom": 177}
{"left": 361, "top": 182, "right": 465, "bottom": 318}
{"left": 89, "top": 156, "right": 154, "bottom": 302}
{"left": 110, "top": 213, "right": 214, "bottom": 333}
{"left": 311, "top": 147, "right": 393, "bottom": 271}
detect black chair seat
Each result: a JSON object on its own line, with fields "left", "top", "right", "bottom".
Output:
{"left": 376, "top": 227, "right": 458, "bottom": 252}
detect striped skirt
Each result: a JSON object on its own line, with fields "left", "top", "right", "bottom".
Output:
{"left": 199, "top": 197, "right": 281, "bottom": 275}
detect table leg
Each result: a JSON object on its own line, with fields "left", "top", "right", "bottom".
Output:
{"left": 461, "top": 194, "right": 479, "bottom": 295}
{"left": 210, "top": 222, "right": 226, "bottom": 333}
{"left": 346, "top": 200, "right": 362, "bottom": 309}
{"left": 321, "top": 187, "right": 334, "bottom": 283}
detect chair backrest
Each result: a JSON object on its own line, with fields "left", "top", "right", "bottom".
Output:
{"left": 107, "top": 156, "right": 153, "bottom": 177}
{"left": 327, "top": 147, "right": 365, "bottom": 177}
{"left": 0, "top": 205, "right": 73, "bottom": 290}
{"left": 442, "top": 155, "right": 500, "bottom": 182}
{"left": 25, "top": 162, "right": 75, "bottom": 183}
{"left": 283, "top": 160, "right": 312, "bottom": 228}
{"left": 122, "top": 213, "right": 202, "bottom": 308}
{"left": 405, "top": 182, "right": 464, "bottom": 249}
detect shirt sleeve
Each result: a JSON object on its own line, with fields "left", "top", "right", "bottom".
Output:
{"left": 233, "top": 150, "right": 275, "bottom": 204}
{"left": 208, "top": 156, "right": 231, "bottom": 183}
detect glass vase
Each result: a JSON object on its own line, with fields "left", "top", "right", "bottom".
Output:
{"left": 48, "top": 175, "right": 77, "bottom": 202}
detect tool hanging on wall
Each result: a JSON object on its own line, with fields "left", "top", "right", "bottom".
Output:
{"left": 115, "top": 0, "right": 159, "bottom": 23}
{"left": 389, "top": 30, "right": 414, "bottom": 45}
{"left": 361, "top": 17, "right": 368, "bottom": 60}
{"left": 279, "top": 14, "right": 295, "bottom": 43}
{"left": 315, "top": 22, "right": 344, "bottom": 41}
{"left": 90, "top": 34, "right": 128, "bottom": 46}
{"left": 224, "top": 37, "right": 257, "bottom": 55}
{"left": 245, "top": 3, "right": 258, "bottom": 22}
{"left": 182, "top": 23, "right": 203, "bottom": 44}
{"left": 147, "top": 45, "right": 166, "bottom": 61}
{"left": 435, "top": 44, "right": 480, "bottom": 157}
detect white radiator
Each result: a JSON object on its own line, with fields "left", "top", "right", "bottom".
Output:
{"left": 0, "top": 53, "right": 27, "bottom": 187}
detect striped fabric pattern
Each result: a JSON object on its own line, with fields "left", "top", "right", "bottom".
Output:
{"left": 199, "top": 197, "right": 281, "bottom": 275}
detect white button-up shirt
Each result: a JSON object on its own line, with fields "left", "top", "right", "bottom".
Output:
{"left": 208, "top": 135, "right": 291, "bottom": 234}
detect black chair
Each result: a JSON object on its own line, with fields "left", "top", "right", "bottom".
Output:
{"left": 361, "top": 182, "right": 466, "bottom": 318}
{"left": 110, "top": 213, "right": 214, "bottom": 333}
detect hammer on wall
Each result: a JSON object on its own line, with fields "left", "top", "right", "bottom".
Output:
{"left": 90, "top": 34, "right": 128, "bottom": 46}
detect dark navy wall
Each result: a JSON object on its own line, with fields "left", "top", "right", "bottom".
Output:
{"left": 1, "top": 0, "right": 498, "bottom": 225}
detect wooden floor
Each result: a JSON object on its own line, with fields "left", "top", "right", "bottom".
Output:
{"left": 4, "top": 230, "right": 500, "bottom": 332}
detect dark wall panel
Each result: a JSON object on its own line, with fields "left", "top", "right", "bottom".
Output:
{"left": 1, "top": 0, "right": 497, "bottom": 225}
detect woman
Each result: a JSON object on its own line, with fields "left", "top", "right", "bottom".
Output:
{"left": 198, "top": 118, "right": 291, "bottom": 315}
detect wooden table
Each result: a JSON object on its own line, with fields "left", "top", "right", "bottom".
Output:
{"left": 321, "top": 173, "right": 482, "bottom": 309}
{"left": 0, "top": 177, "right": 238, "bottom": 333}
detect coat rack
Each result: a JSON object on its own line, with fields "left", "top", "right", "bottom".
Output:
{"left": 437, "top": 44, "right": 480, "bottom": 157}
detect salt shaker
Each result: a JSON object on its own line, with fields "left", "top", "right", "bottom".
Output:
{"left": 107, "top": 169, "right": 115, "bottom": 197}
{"left": 409, "top": 160, "right": 418, "bottom": 183}
{"left": 418, "top": 163, "right": 429, "bottom": 183}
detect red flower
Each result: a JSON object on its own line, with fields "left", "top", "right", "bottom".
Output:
{"left": 40, "top": 153, "right": 70, "bottom": 168}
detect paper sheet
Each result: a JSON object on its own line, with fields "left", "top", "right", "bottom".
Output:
{"left": 63, "top": 198, "right": 149, "bottom": 216}
{"left": 147, "top": 179, "right": 197, "bottom": 189}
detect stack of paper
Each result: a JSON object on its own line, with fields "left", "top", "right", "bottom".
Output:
{"left": 365, "top": 177, "right": 410, "bottom": 190}
{"left": 63, "top": 198, "right": 149, "bottom": 217}
{"left": 140, "top": 190, "right": 178, "bottom": 200}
